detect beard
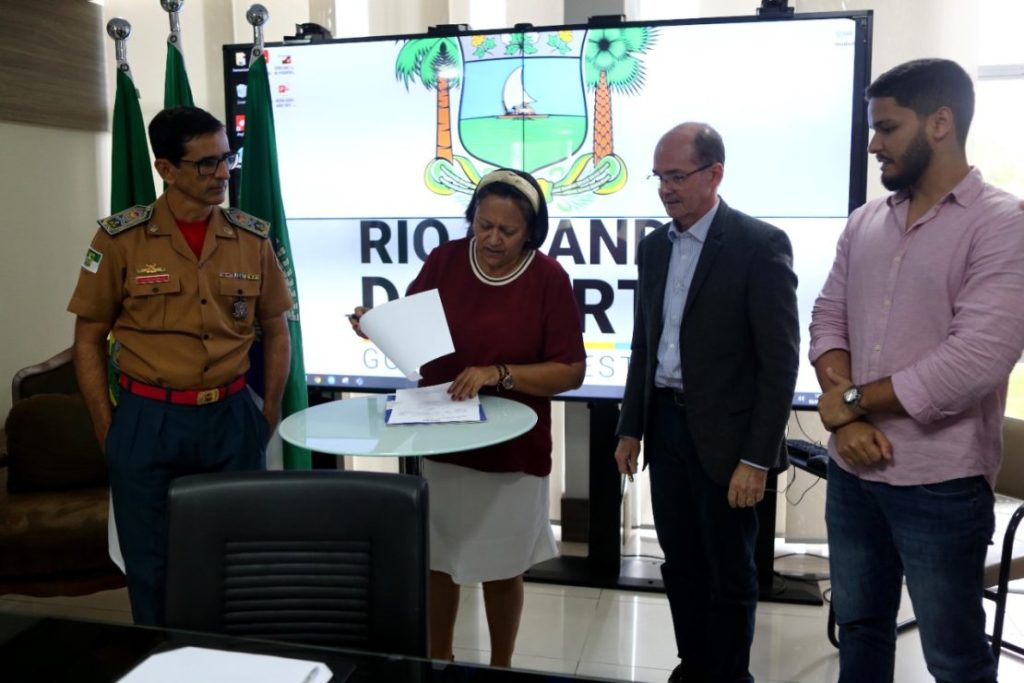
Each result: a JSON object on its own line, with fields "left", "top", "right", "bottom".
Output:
{"left": 880, "top": 129, "right": 933, "bottom": 191}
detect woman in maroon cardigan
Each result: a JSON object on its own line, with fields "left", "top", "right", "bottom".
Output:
{"left": 353, "top": 169, "right": 585, "bottom": 666}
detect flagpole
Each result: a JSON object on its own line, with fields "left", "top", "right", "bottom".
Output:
{"left": 106, "top": 18, "right": 131, "bottom": 72}
{"left": 243, "top": 3, "right": 313, "bottom": 471}
{"left": 247, "top": 3, "right": 268, "bottom": 54}
{"left": 105, "top": 16, "right": 150, "bottom": 576}
{"left": 162, "top": 0, "right": 183, "bottom": 34}
{"left": 161, "top": 0, "right": 194, "bottom": 109}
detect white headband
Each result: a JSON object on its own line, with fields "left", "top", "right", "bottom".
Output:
{"left": 474, "top": 170, "right": 541, "bottom": 213}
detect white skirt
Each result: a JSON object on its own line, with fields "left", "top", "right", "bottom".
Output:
{"left": 422, "top": 459, "right": 558, "bottom": 585}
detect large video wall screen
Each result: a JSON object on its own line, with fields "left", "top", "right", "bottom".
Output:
{"left": 224, "top": 12, "right": 872, "bottom": 404}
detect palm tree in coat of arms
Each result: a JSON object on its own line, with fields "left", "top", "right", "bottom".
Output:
{"left": 395, "top": 37, "right": 462, "bottom": 163}
{"left": 579, "top": 27, "right": 656, "bottom": 194}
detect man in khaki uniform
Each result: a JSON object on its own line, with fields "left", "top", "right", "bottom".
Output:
{"left": 69, "top": 107, "right": 292, "bottom": 625}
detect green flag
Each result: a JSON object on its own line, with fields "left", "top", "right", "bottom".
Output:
{"left": 109, "top": 62, "right": 157, "bottom": 405}
{"left": 239, "top": 47, "right": 311, "bottom": 470}
{"left": 110, "top": 65, "right": 156, "bottom": 213}
{"left": 164, "top": 31, "right": 194, "bottom": 109}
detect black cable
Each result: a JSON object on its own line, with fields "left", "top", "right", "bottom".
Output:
{"left": 784, "top": 465, "right": 823, "bottom": 506}
{"left": 793, "top": 410, "right": 826, "bottom": 446}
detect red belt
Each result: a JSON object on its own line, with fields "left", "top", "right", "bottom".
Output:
{"left": 119, "top": 374, "right": 246, "bottom": 406}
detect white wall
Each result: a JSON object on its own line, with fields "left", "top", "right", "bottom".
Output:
{"left": 0, "top": 121, "right": 103, "bottom": 415}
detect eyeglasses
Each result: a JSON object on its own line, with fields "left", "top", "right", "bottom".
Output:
{"left": 178, "top": 152, "right": 240, "bottom": 176}
{"left": 647, "top": 163, "right": 714, "bottom": 187}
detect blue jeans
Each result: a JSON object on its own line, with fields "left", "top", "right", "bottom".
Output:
{"left": 826, "top": 458, "right": 996, "bottom": 683}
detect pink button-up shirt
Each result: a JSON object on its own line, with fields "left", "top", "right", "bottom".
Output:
{"left": 810, "top": 168, "right": 1024, "bottom": 487}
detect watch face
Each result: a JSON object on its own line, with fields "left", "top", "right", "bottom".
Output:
{"left": 502, "top": 374, "right": 515, "bottom": 390}
{"left": 843, "top": 387, "right": 860, "bottom": 405}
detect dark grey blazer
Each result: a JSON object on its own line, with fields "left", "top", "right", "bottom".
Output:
{"left": 616, "top": 199, "right": 800, "bottom": 485}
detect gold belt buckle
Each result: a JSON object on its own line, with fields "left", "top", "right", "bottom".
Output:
{"left": 196, "top": 388, "right": 220, "bottom": 405}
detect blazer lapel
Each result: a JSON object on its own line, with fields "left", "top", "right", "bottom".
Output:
{"left": 682, "top": 200, "right": 728, "bottom": 320}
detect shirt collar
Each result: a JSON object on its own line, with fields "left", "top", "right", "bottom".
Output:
{"left": 886, "top": 167, "right": 984, "bottom": 210}
{"left": 668, "top": 198, "right": 720, "bottom": 244}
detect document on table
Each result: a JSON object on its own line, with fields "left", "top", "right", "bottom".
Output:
{"left": 358, "top": 289, "right": 454, "bottom": 381}
{"left": 385, "top": 382, "right": 486, "bottom": 425}
{"left": 115, "top": 646, "right": 342, "bottom": 683}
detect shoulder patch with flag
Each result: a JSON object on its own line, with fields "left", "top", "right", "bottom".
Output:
{"left": 223, "top": 208, "right": 271, "bottom": 238}
{"left": 82, "top": 247, "right": 103, "bottom": 273}
{"left": 98, "top": 204, "right": 153, "bottom": 236}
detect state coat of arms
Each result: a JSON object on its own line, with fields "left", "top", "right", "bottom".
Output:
{"left": 395, "top": 27, "right": 656, "bottom": 208}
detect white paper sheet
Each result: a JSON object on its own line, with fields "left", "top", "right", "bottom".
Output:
{"left": 358, "top": 289, "right": 453, "bottom": 381}
{"left": 116, "top": 646, "right": 332, "bottom": 683}
{"left": 386, "top": 382, "right": 483, "bottom": 425}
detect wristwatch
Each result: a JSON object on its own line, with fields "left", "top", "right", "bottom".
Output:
{"left": 842, "top": 384, "right": 864, "bottom": 411}
{"left": 495, "top": 363, "right": 515, "bottom": 391}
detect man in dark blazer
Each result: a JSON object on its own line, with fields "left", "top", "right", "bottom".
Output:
{"left": 615, "top": 122, "right": 799, "bottom": 683}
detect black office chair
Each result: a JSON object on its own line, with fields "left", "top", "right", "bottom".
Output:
{"left": 988, "top": 417, "right": 1024, "bottom": 662}
{"left": 164, "top": 470, "right": 429, "bottom": 657}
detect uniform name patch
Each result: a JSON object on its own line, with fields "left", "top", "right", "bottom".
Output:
{"left": 82, "top": 248, "right": 103, "bottom": 273}
{"left": 135, "top": 274, "right": 171, "bottom": 285}
{"left": 219, "top": 272, "right": 261, "bottom": 281}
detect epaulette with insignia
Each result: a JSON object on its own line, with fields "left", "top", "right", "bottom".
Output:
{"left": 97, "top": 204, "right": 153, "bottom": 236}
{"left": 222, "top": 207, "right": 270, "bottom": 238}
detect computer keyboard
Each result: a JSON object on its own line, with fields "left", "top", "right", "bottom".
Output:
{"left": 786, "top": 439, "right": 829, "bottom": 477}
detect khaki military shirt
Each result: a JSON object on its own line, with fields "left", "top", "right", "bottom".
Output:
{"left": 68, "top": 195, "right": 293, "bottom": 390}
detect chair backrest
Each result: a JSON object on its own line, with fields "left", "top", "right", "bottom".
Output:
{"left": 12, "top": 348, "right": 78, "bottom": 403}
{"left": 998, "top": 417, "right": 1024, "bottom": 501}
{"left": 164, "top": 470, "right": 429, "bottom": 657}
{"left": 3, "top": 393, "right": 107, "bottom": 492}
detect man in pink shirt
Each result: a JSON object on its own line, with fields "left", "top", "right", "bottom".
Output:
{"left": 811, "top": 58, "right": 1024, "bottom": 682}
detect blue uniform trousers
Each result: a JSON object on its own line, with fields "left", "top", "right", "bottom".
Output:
{"left": 105, "top": 388, "right": 269, "bottom": 625}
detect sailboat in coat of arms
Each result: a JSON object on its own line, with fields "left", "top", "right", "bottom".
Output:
{"left": 500, "top": 66, "right": 546, "bottom": 118}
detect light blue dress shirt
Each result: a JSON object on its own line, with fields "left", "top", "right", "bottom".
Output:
{"left": 654, "top": 200, "right": 719, "bottom": 390}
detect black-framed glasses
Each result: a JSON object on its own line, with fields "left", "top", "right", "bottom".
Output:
{"left": 647, "top": 163, "right": 714, "bottom": 187}
{"left": 178, "top": 152, "right": 240, "bottom": 176}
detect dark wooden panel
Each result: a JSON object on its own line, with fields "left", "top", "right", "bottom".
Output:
{"left": 0, "top": 0, "right": 106, "bottom": 131}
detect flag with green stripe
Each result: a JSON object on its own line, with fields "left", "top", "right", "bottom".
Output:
{"left": 239, "top": 46, "right": 311, "bottom": 470}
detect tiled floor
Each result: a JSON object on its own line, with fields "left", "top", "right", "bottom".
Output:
{"left": 2, "top": 547, "right": 1023, "bottom": 682}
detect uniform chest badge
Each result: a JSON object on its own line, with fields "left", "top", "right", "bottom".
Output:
{"left": 135, "top": 274, "right": 171, "bottom": 285}
{"left": 134, "top": 264, "right": 170, "bottom": 285}
{"left": 232, "top": 297, "right": 248, "bottom": 320}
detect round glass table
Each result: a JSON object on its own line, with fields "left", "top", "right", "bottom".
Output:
{"left": 278, "top": 394, "right": 538, "bottom": 457}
